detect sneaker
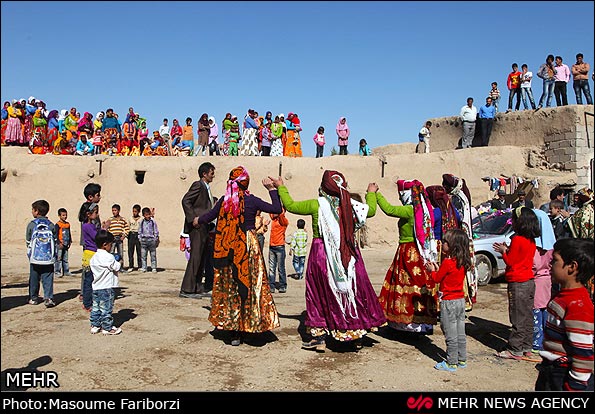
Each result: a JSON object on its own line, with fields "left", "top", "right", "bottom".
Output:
{"left": 140, "top": 268, "right": 147, "bottom": 273}
{"left": 64, "top": 272, "right": 74, "bottom": 276}
{"left": 269, "top": 288, "right": 276, "bottom": 294}
{"left": 434, "top": 361, "right": 457, "bottom": 372}
{"left": 28, "top": 298, "right": 40, "bottom": 305}
{"left": 90, "top": 326, "right": 101, "bottom": 334}
{"left": 44, "top": 299, "right": 56, "bottom": 308}
{"left": 54, "top": 272, "right": 63, "bottom": 278}
{"left": 102, "top": 326, "right": 122, "bottom": 335}
{"left": 278, "top": 288, "right": 287, "bottom": 293}
{"left": 231, "top": 338, "right": 241, "bottom": 346}
{"left": 151, "top": 269, "right": 157, "bottom": 273}
{"left": 126, "top": 268, "right": 134, "bottom": 273}
{"left": 457, "top": 361, "right": 467, "bottom": 369}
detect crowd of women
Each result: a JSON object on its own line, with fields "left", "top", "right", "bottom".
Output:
{"left": 200, "top": 164, "right": 480, "bottom": 350}
{"left": 1, "top": 98, "right": 356, "bottom": 158}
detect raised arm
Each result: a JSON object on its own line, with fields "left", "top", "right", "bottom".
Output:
{"left": 376, "top": 192, "right": 413, "bottom": 219}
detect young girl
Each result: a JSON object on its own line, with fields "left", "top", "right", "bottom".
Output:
{"left": 180, "top": 231, "right": 191, "bottom": 261}
{"left": 313, "top": 126, "right": 325, "bottom": 158}
{"left": 426, "top": 229, "right": 472, "bottom": 372}
{"left": 359, "top": 138, "right": 371, "bottom": 156}
{"left": 493, "top": 206, "right": 541, "bottom": 360}
{"left": 80, "top": 202, "right": 100, "bottom": 311}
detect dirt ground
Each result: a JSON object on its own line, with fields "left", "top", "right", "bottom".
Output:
{"left": 1, "top": 243, "right": 540, "bottom": 392}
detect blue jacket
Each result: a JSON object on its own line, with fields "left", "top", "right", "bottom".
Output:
{"left": 101, "top": 117, "right": 121, "bottom": 133}
{"left": 479, "top": 105, "right": 496, "bottom": 119}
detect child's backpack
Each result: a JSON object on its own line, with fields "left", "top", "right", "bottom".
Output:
{"left": 28, "top": 218, "right": 55, "bottom": 265}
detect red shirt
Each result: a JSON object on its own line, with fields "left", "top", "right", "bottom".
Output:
{"left": 507, "top": 71, "right": 522, "bottom": 89}
{"left": 431, "top": 257, "right": 465, "bottom": 300}
{"left": 503, "top": 235, "right": 536, "bottom": 283}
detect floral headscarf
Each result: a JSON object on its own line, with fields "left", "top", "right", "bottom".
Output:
{"left": 213, "top": 166, "right": 251, "bottom": 301}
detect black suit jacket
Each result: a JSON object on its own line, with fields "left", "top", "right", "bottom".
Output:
{"left": 181, "top": 180, "right": 213, "bottom": 234}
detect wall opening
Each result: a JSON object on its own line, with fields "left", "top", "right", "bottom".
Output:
{"left": 135, "top": 170, "right": 146, "bottom": 184}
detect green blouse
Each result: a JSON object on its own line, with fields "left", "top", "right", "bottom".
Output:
{"left": 366, "top": 191, "right": 414, "bottom": 243}
{"left": 279, "top": 185, "right": 377, "bottom": 239}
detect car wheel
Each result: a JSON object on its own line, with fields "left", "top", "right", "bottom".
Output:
{"left": 475, "top": 253, "right": 493, "bottom": 286}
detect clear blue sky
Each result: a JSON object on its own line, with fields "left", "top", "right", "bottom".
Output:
{"left": 2, "top": 1, "right": 594, "bottom": 157}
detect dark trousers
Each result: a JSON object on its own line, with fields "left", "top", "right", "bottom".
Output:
{"left": 554, "top": 81, "right": 568, "bottom": 106}
{"left": 127, "top": 232, "right": 141, "bottom": 269}
{"left": 261, "top": 146, "right": 271, "bottom": 156}
{"left": 202, "top": 234, "right": 215, "bottom": 292}
{"left": 507, "top": 279, "right": 535, "bottom": 354}
{"left": 316, "top": 145, "right": 324, "bottom": 158}
{"left": 535, "top": 360, "right": 594, "bottom": 391}
{"left": 180, "top": 227, "right": 208, "bottom": 293}
{"left": 479, "top": 118, "right": 494, "bottom": 146}
{"left": 208, "top": 141, "right": 220, "bottom": 156}
{"left": 508, "top": 88, "right": 521, "bottom": 110}
{"left": 339, "top": 145, "right": 348, "bottom": 155}
{"left": 82, "top": 268, "right": 94, "bottom": 309}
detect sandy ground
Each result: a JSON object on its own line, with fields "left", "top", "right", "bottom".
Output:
{"left": 0, "top": 242, "right": 543, "bottom": 393}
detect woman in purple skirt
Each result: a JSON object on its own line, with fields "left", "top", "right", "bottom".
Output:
{"left": 271, "top": 171, "right": 386, "bottom": 352}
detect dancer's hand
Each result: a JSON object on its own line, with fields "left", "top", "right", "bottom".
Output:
{"left": 262, "top": 177, "right": 275, "bottom": 190}
{"left": 269, "top": 176, "right": 284, "bottom": 188}
{"left": 367, "top": 183, "right": 379, "bottom": 193}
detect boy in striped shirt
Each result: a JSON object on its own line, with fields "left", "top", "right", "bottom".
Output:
{"left": 288, "top": 219, "right": 308, "bottom": 280}
{"left": 105, "top": 204, "right": 129, "bottom": 264}
{"left": 535, "top": 238, "right": 594, "bottom": 391}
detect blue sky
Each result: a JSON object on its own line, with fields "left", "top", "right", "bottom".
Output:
{"left": 2, "top": 1, "right": 594, "bottom": 157}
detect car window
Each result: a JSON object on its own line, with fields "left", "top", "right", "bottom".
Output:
{"left": 472, "top": 212, "right": 512, "bottom": 236}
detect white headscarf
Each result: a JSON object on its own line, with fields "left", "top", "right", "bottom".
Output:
{"left": 58, "top": 110, "right": 68, "bottom": 121}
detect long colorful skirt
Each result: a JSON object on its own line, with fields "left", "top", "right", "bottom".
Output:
{"left": 46, "top": 127, "right": 58, "bottom": 149}
{"left": 378, "top": 241, "right": 439, "bottom": 333}
{"left": 209, "top": 230, "right": 279, "bottom": 333}
{"left": 305, "top": 238, "right": 386, "bottom": 341}
{"left": 22, "top": 116, "right": 33, "bottom": 143}
{"left": 1, "top": 118, "right": 7, "bottom": 145}
{"left": 284, "top": 130, "right": 302, "bottom": 157}
{"left": 5, "top": 117, "right": 24, "bottom": 145}
{"left": 239, "top": 128, "right": 259, "bottom": 156}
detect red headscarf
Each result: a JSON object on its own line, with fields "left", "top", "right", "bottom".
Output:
{"left": 320, "top": 170, "right": 356, "bottom": 270}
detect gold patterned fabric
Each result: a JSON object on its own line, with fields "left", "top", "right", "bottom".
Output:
{"left": 209, "top": 230, "right": 279, "bottom": 333}
{"left": 378, "top": 241, "right": 439, "bottom": 326}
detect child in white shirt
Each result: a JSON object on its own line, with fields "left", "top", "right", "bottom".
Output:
{"left": 89, "top": 230, "right": 122, "bottom": 335}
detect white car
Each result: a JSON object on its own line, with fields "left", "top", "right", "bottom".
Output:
{"left": 472, "top": 210, "right": 514, "bottom": 285}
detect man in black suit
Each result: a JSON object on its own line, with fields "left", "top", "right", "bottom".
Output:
{"left": 180, "top": 162, "right": 216, "bottom": 299}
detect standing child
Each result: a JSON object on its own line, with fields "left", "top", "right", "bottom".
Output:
{"left": 493, "top": 206, "right": 541, "bottom": 360}
{"left": 127, "top": 204, "right": 142, "bottom": 272}
{"left": 489, "top": 82, "right": 501, "bottom": 113}
{"left": 506, "top": 63, "right": 522, "bottom": 113}
{"left": 89, "top": 230, "right": 122, "bottom": 335}
{"left": 535, "top": 238, "right": 594, "bottom": 391}
{"left": 548, "top": 199, "right": 571, "bottom": 240}
{"left": 425, "top": 229, "right": 472, "bottom": 371}
{"left": 79, "top": 202, "right": 100, "bottom": 311}
{"left": 288, "top": 219, "right": 308, "bottom": 280}
{"left": 54, "top": 208, "right": 72, "bottom": 277}
{"left": 26, "top": 200, "right": 57, "bottom": 308}
{"left": 417, "top": 121, "right": 432, "bottom": 154}
{"left": 138, "top": 207, "right": 159, "bottom": 273}
{"left": 105, "top": 204, "right": 129, "bottom": 265}
{"left": 359, "top": 138, "right": 371, "bottom": 156}
{"left": 268, "top": 208, "right": 289, "bottom": 293}
{"left": 530, "top": 209, "right": 557, "bottom": 359}
{"left": 313, "top": 126, "right": 325, "bottom": 158}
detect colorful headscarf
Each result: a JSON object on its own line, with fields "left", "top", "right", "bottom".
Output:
{"left": 213, "top": 166, "right": 251, "bottom": 301}
{"left": 401, "top": 180, "right": 437, "bottom": 263}
{"left": 426, "top": 185, "right": 459, "bottom": 234}
{"left": 336, "top": 117, "right": 349, "bottom": 131}
{"left": 319, "top": 170, "right": 356, "bottom": 271}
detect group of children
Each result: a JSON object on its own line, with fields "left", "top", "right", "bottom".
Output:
{"left": 26, "top": 181, "right": 161, "bottom": 336}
